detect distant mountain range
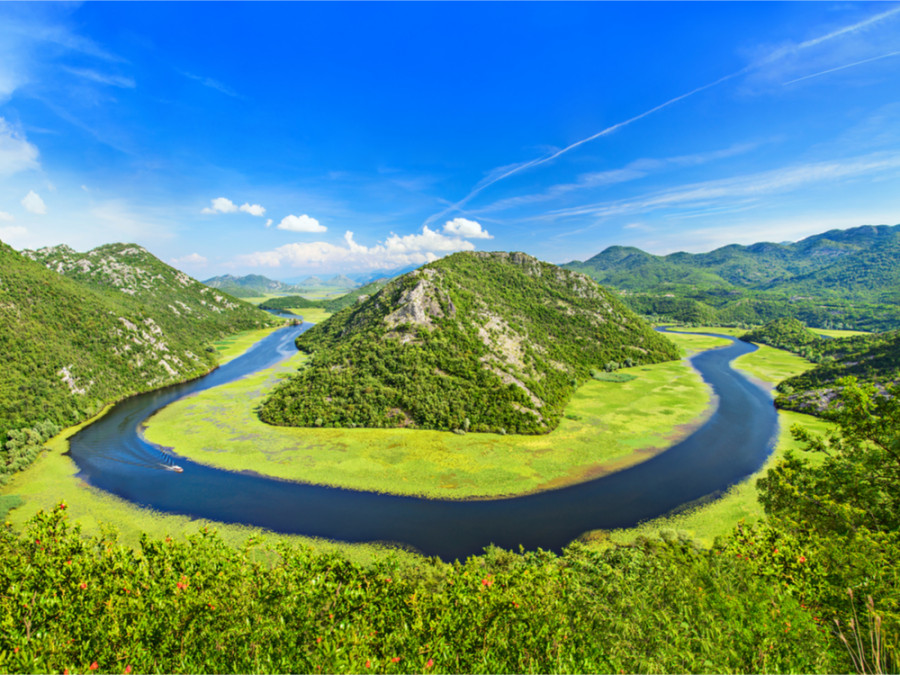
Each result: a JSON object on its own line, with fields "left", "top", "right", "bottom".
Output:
{"left": 203, "top": 273, "right": 359, "bottom": 298}
{"left": 259, "top": 251, "right": 678, "bottom": 434}
{"left": 3, "top": 242, "right": 275, "bottom": 445}
{"left": 564, "top": 224, "right": 900, "bottom": 330}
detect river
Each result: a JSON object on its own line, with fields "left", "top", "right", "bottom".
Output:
{"left": 67, "top": 324, "right": 777, "bottom": 560}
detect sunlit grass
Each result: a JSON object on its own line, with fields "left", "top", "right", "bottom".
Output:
{"left": 809, "top": 327, "right": 870, "bottom": 338}
{"left": 294, "top": 308, "right": 333, "bottom": 324}
{"left": 142, "top": 331, "right": 717, "bottom": 499}
{"left": 212, "top": 325, "right": 286, "bottom": 365}
{"left": 601, "top": 335, "right": 829, "bottom": 547}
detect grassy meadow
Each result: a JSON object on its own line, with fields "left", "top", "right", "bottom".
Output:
{"left": 142, "top": 331, "right": 720, "bottom": 499}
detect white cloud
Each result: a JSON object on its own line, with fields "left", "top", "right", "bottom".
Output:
{"left": 171, "top": 252, "right": 208, "bottom": 266}
{"left": 0, "top": 211, "right": 13, "bottom": 221}
{"left": 0, "top": 118, "right": 40, "bottom": 176}
{"left": 180, "top": 71, "right": 238, "bottom": 98}
{"left": 542, "top": 152, "right": 900, "bottom": 222}
{"left": 265, "top": 218, "right": 273, "bottom": 228}
{"left": 0, "top": 225, "right": 27, "bottom": 244}
{"left": 62, "top": 66, "right": 135, "bottom": 89}
{"left": 237, "top": 226, "right": 476, "bottom": 270}
{"left": 201, "top": 197, "right": 238, "bottom": 214}
{"left": 442, "top": 217, "right": 493, "bottom": 239}
{"left": 239, "top": 202, "right": 265, "bottom": 217}
{"left": 22, "top": 190, "right": 46, "bottom": 215}
{"left": 202, "top": 198, "right": 266, "bottom": 217}
{"left": 277, "top": 214, "right": 327, "bottom": 233}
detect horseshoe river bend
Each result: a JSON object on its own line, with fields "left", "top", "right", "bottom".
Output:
{"left": 66, "top": 323, "right": 778, "bottom": 560}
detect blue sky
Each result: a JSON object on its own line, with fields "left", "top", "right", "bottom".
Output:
{"left": 2, "top": 2, "right": 900, "bottom": 277}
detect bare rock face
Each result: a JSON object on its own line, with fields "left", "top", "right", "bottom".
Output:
{"left": 383, "top": 269, "right": 456, "bottom": 330}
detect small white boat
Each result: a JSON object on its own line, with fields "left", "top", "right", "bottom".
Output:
{"left": 164, "top": 464, "right": 184, "bottom": 473}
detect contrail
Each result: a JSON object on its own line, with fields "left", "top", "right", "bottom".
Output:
{"left": 784, "top": 49, "right": 900, "bottom": 85}
{"left": 425, "top": 4, "right": 900, "bottom": 225}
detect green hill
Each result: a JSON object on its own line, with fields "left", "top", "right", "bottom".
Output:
{"left": 774, "top": 331, "right": 900, "bottom": 413}
{"left": 739, "top": 317, "right": 900, "bottom": 413}
{"left": 740, "top": 318, "right": 824, "bottom": 356}
{"left": 259, "top": 251, "right": 678, "bottom": 434}
{"left": 201, "top": 273, "right": 308, "bottom": 297}
{"left": 258, "top": 279, "right": 391, "bottom": 315}
{"left": 2, "top": 241, "right": 276, "bottom": 449}
{"left": 565, "top": 224, "right": 900, "bottom": 330}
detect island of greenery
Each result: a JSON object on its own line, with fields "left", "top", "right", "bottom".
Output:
{"left": 259, "top": 251, "right": 679, "bottom": 434}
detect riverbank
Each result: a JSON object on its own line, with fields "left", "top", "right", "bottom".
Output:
{"left": 601, "top": 337, "right": 831, "bottom": 547}
{"left": 141, "top": 331, "right": 723, "bottom": 500}
{"left": 0, "top": 322, "right": 408, "bottom": 566}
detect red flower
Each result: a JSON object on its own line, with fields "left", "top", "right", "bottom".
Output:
{"left": 773, "top": 548, "right": 779, "bottom": 554}
{"left": 365, "top": 661, "right": 371, "bottom": 669}
{"left": 90, "top": 662, "right": 98, "bottom": 671}
{"left": 79, "top": 582, "right": 87, "bottom": 590}
{"left": 391, "top": 657, "right": 401, "bottom": 663}
{"left": 481, "top": 576, "right": 494, "bottom": 587}
{"left": 64, "top": 669, "right": 69, "bottom": 675}
{"left": 125, "top": 666, "right": 132, "bottom": 674}
{"left": 316, "top": 637, "right": 322, "bottom": 644}
{"left": 65, "top": 560, "right": 72, "bottom": 565}
{"left": 798, "top": 555, "right": 807, "bottom": 564}
{"left": 426, "top": 659, "right": 434, "bottom": 668}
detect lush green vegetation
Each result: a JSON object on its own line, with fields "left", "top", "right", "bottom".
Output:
{"left": 0, "top": 241, "right": 276, "bottom": 477}
{"left": 741, "top": 318, "right": 825, "bottom": 359}
{"left": 261, "top": 252, "right": 679, "bottom": 435}
{"left": 566, "top": 224, "right": 900, "bottom": 330}
{"left": 740, "top": 318, "right": 900, "bottom": 413}
{"left": 5, "top": 380, "right": 900, "bottom": 673}
{"left": 144, "top": 331, "right": 713, "bottom": 499}
{"left": 258, "top": 279, "right": 391, "bottom": 316}
{"left": 0, "top": 506, "right": 838, "bottom": 674}
{"left": 203, "top": 273, "right": 357, "bottom": 298}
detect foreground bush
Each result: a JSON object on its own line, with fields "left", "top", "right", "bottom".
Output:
{"left": 0, "top": 506, "right": 838, "bottom": 674}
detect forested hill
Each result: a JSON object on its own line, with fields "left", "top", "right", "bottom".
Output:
{"left": 259, "top": 251, "right": 678, "bottom": 434}
{"left": 202, "top": 273, "right": 359, "bottom": 298}
{"left": 739, "top": 318, "right": 900, "bottom": 414}
{"left": 258, "top": 279, "right": 391, "bottom": 314}
{"left": 565, "top": 224, "right": 900, "bottom": 298}
{"left": 201, "top": 274, "right": 308, "bottom": 297}
{"left": 1, "top": 241, "right": 276, "bottom": 447}
{"left": 563, "top": 224, "right": 900, "bottom": 329}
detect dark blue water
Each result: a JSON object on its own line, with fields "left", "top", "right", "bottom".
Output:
{"left": 68, "top": 325, "right": 778, "bottom": 560}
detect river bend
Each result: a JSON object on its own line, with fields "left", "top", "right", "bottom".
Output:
{"left": 68, "top": 325, "right": 778, "bottom": 560}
